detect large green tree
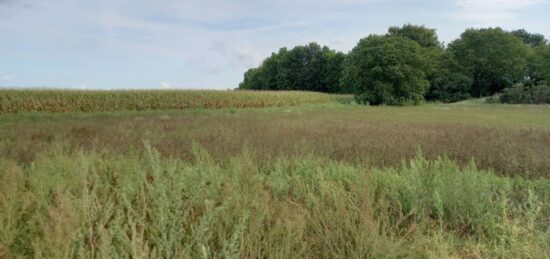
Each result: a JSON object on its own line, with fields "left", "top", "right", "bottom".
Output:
{"left": 448, "top": 28, "right": 531, "bottom": 97}
{"left": 239, "top": 43, "right": 346, "bottom": 93}
{"left": 388, "top": 24, "right": 457, "bottom": 101}
{"left": 341, "top": 35, "right": 429, "bottom": 105}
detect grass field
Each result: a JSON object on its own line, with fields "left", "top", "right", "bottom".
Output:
{"left": 0, "top": 91, "right": 549, "bottom": 258}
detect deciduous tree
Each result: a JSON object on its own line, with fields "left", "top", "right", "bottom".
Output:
{"left": 341, "top": 35, "right": 429, "bottom": 105}
{"left": 448, "top": 28, "right": 531, "bottom": 96}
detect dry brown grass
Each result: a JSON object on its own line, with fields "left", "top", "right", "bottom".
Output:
{"left": 1, "top": 104, "right": 549, "bottom": 178}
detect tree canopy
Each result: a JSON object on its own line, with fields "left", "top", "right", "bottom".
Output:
{"left": 239, "top": 43, "right": 346, "bottom": 93}
{"left": 511, "top": 29, "right": 547, "bottom": 47}
{"left": 448, "top": 28, "right": 531, "bottom": 97}
{"left": 239, "top": 25, "right": 548, "bottom": 105}
{"left": 341, "top": 35, "right": 429, "bottom": 105}
{"left": 534, "top": 45, "right": 550, "bottom": 83}
{"left": 425, "top": 52, "right": 473, "bottom": 103}
{"left": 387, "top": 24, "right": 442, "bottom": 49}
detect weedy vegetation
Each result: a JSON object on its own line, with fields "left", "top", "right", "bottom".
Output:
{"left": 0, "top": 146, "right": 548, "bottom": 258}
{"left": 0, "top": 90, "right": 549, "bottom": 258}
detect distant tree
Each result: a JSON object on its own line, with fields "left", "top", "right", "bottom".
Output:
{"left": 239, "top": 68, "right": 262, "bottom": 90}
{"left": 508, "top": 30, "right": 548, "bottom": 86}
{"left": 448, "top": 28, "right": 531, "bottom": 97}
{"left": 239, "top": 43, "right": 346, "bottom": 93}
{"left": 426, "top": 53, "right": 473, "bottom": 103}
{"left": 388, "top": 24, "right": 442, "bottom": 48}
{"left": 240, "top": 25, "right": 543, "bottom": 103}
{"left": 388, "top": 24, "right": 452, "bottom": 99}
{"left": 511, "top": 29, "right": 547, "bottom": 47}
{"left": 239, "top": 51, "right": 282, "bottom": 90}
{"left": 341, "top": 35, "right": 429, "bottom": 105}
{"left": 277, "top": 43, "right": 323, "bottom": 91}
{"left": 533, "top": 45, "right": 550, "bottom": 83}
{"left": 321, "top": 48, "right": 346, "bottom": 93}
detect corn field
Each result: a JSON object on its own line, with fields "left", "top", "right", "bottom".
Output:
{"left": 0, "top": 90, "right": 353, "bottom": 113}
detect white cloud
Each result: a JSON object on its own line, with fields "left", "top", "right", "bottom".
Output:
{"left": 160, "top": 81, "right": 171, "bottom": 89}
{"left": 453, "top": 0, "right": 549, "bottom": 23}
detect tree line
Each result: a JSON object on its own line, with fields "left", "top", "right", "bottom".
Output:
{"left": 239, "top": 24, "right": 550, "bottom": 105}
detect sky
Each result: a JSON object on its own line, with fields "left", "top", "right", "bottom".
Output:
{"left": 0, "top": 0, "right": 549, "bottom": 89}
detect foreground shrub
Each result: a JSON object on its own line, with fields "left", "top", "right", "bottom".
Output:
{"left": 0, "top": 146, "right": 548, "bottom": 258}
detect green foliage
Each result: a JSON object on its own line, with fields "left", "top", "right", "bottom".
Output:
{"left": 387, "top": 23, "right": 442, "bottom": 49}
{"left": 426, "top": 53, "right": 473, "bottom": 103}
{"left": 511, "top": 29, "right": 547, "bottom": 47}
{"left": 240, "top": 68, "right": 263, "bottom": 89}
{"left": 533, "top": 45, "right": 550, "bottom": 83}
{"left": 427, "top": 72, "right": 472, "bottom": 103}
{"left": 448, "top": 28, "right": 532, "bottom": 97}
{"left": 239, "top": 25, "right": 550, "bottom": 105}
{"left": 388, "top": 24, "right": 448, "bottom": 98}
{"left": 240, "top": 51, "right": 282, "bottom": 90}
{"left": 370, "top": 156, "right": 550, "bottom": 258}
{"left": 0, "top": 148, "right": 548, "bottom": 258}
{"left": 498, "top": 83, "right": 550, "bottom": 104}
{"left": 239, "top": 43, "right": 347, "bottom": 93}
{"left": 341, "top": 35, "right": 429, "bottom": 105}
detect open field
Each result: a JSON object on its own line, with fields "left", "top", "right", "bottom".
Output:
{"left": 1, "top": 94, "right": 549, "bottom": 258}
{"left": 1, "top": 102, "right": 549, "bottom": 178}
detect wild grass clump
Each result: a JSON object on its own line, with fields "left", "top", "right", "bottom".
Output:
{"left": 0, "top": 146, "right": 548, "bottom": 258}
{"left": 0, "top": 89, "right": 353, "bottom": 113}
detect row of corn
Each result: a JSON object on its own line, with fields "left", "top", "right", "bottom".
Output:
{"left": 0, "top": 89, "right": 353, "bottom": 113}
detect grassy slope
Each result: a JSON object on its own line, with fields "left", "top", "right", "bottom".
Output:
{"left": 0, "top": 101, "right": 549, "bottom": 258}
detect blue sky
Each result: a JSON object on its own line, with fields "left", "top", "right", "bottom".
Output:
{"left": 1, "top": 0, "right": 549, "bottom": 89}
